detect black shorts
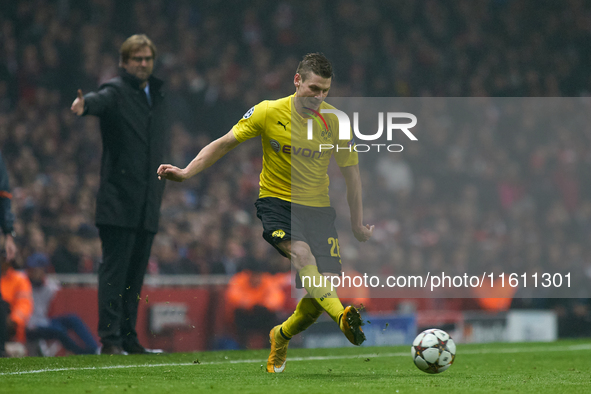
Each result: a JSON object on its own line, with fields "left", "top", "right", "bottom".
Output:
{"left": 255, "top": 197, "right": 342, "bottom": 283}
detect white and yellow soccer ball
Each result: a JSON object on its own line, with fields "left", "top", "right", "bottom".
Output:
{"left": 411, "top": 328, "right": 456, "bottom": 374}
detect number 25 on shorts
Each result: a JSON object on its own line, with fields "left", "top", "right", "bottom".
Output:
{"left": 328, "top": 237, "right": 342, "bottom": 264}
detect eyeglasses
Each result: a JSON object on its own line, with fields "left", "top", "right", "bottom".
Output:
{"left": 130, "top": 56, "right": 154, "bottom": 63}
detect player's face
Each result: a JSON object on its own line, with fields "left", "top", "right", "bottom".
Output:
{"left": 295, "top": 72, "right": 331, "bottom": 110}
{"left": 121, "top": 46, "right": 154, "bottom": 82}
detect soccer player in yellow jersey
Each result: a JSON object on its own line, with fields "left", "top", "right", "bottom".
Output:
{"left": 157, "top": 53, "right": 374, "bottom": 373}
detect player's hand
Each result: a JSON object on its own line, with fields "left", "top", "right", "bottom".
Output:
{"left": 4, "top": 233, "right": 17, "bottom": 261}
{"left": 352, "top": 224, "right": 374, "bottom": 242}
{"left": 157, "top": 164, "right": 188, "bottom": 182}
{"left": 71, "top": 89, "right": 85, "bottom": 116}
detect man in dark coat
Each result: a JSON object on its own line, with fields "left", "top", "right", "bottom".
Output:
{"left": 0, "top": 150, "right": 17, "bottom": 357}
{"left": 71, "top": 34, "right": 168, "bottom": 355}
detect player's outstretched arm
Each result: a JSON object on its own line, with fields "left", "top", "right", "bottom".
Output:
{"left": 157, "top": 129, "right": 241, "bottom": 182}
{"left": 339, "top": 164, "right": 374, "bottom": 242}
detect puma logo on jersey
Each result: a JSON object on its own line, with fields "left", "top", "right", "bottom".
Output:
{"left": 272, "top": 229, "right": 286, "bottom": 238}
{"left": 277, "top": 120, "right": 290, "bottom": 130}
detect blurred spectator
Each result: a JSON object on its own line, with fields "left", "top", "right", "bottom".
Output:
{"left": 0, "top": 257, "right": 33, "bottom": 345}
{"left": 376, "top": 155, "right": 414, "bottom": 195}
{"left": 225, "top": 259, "right": 285, "bottom": 348}
{"left": 25, "top": 253, "right": 98, "bottom": 355}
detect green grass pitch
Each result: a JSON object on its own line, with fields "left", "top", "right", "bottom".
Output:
{"left": 1, "top": 340, "right": 590, "bottom": 393}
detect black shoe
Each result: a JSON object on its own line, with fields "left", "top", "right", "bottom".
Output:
{"left": 122, "top": 342, "right": 163, "bottom": 355}
{"left": 100, "top": 345, "right": 128, "bottom": 355}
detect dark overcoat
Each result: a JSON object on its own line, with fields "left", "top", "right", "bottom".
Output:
{"left": 83, "top": 69, "right": 168, "bottom": 233}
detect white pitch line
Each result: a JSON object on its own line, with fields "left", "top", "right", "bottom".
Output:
{"left": 1, "top": 343, "right": 590, "bottom": 376}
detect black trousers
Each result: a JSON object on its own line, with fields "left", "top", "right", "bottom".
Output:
{"left": 98, "top": 225, "right": 155, "bottom": 347}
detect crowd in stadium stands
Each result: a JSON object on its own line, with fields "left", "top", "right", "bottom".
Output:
{"left": 1, "top": 0, "right": 590, "bottom": 335}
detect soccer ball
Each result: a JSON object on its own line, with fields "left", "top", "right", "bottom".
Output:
{"left": 411, "top": 328, "right": 456, "bottom": 374}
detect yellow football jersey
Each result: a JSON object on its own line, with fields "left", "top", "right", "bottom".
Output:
{"left": 232, "top": 94, "right": 358, "bottom": 207}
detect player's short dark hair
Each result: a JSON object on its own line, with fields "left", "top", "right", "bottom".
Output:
{"left": 119, "top": 34, "right": 157, "bottom": 64}
{"left": 296, "top": 53, "right": 333, "bottom": 81}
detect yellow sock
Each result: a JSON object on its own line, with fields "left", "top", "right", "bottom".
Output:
{"left": 280, "top": 297, "right": 323, "bottom": 339}
{"left": 298, "top": 265, "right": 344, "bottom": 323}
